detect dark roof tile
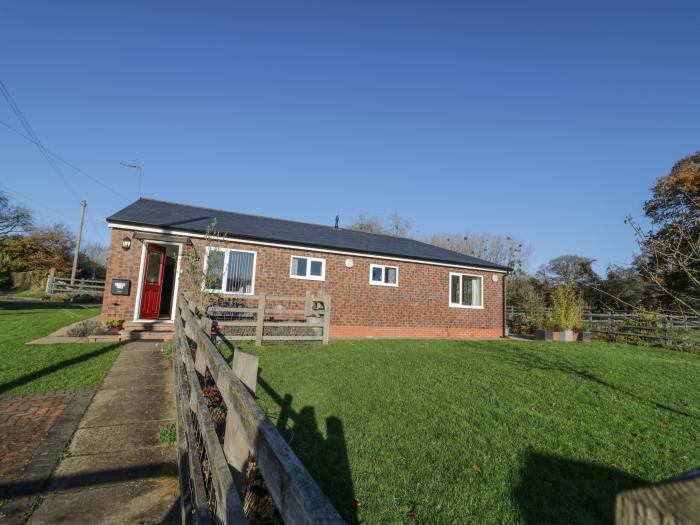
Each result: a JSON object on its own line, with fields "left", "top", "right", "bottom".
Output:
{"left": 107, "top": 198, "right": 509, "bottom": 271}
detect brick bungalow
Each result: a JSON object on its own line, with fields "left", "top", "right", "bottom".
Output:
{"left": 102, "top": 198, "right": 510, "bottom": 339}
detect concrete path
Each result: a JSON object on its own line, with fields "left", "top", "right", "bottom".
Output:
{"left": 27, "top": 342, "right": 179, "bottom": 525}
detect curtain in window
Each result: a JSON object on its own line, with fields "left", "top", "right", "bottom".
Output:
{"left": 226, "top": 251, "right": 255, "bottom": 293}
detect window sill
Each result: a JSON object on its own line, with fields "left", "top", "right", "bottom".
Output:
{"left": 289, "top": 274, "right": 325, "bottom": 282}
{"left": 449, "top": 304, "right": 484, "bottom": 309}
{"left": 202, "top": 289, "right": 255, "bottom": 296}
{"left": 369, "top": 281, "right": 398, "bottom": 287}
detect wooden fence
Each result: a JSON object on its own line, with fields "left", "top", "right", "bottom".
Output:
{"left": 206, "top": 292, "right": 331, "bottom": 346}
{"left": 506, "top": 308, "right": 700, "bottom": 349}
{"left": 173, "top": 292, "right": 344, "bottom": 524}
{"left": 616, "top": 469, "right": 700, "bottom": 524}
{"left": 45, "top": 268, "right": 105, "bottom": 296}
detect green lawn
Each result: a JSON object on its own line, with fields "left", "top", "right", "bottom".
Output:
{"left": 0, "top": 301, "right": 122, "bottom": 396}
{"left": 226, "top": 339, "right": 700, "bottom": 525}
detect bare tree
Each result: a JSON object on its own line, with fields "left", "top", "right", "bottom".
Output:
{"left": 348, "top": 213, "right": 412, "bottom": 237}
{"left": 0, "top": 191, "right": 32, "bottom": 240}
{"left": 428, "top": 233, "right": 531, "bottom": 271}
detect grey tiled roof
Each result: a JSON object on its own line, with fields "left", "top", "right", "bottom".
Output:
{"left": 107, "top": 198, "right": 509, "bottom": 271}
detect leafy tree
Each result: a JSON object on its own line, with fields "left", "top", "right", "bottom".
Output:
{"left": 536, "top": 255, "right": 597, "bottom": 287}
{"left": 627, "top": 150, "right": 700, "bottom": 314}
{"left": 0, "top": 223, "right": 74, "bottom": 287}
{"left": 0, "top": 191, "right": 32, "bottom": 240}
{"left": 594, "top": 263, "right": 657, "bottom": 311}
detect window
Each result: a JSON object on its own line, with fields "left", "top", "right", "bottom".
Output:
{"left": 449, "top": 273, "right": 483, "bottom": 308}
{"left": 369, "top": 264, "right": 398, "bottom": 286}
{"left": 290, "top": 256, "right": 325, "bottom": 280}
{"left": 203, "top": 247, "right": 256, "bottom": 294}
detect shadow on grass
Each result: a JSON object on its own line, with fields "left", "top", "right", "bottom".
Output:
{"left": 0, "top": 301, "right": 98, "bottom": 311}
{"left": 0, "top": 342, "right": 122, "bottom": 395}
{"left": 501, "top": 348, "right": 700, "bottom": 421}
{"left": 513, "top": 449, "right": 647, "bottom": 525}
{"left": 258, "top": 374, "right": 358, "bottom": 524}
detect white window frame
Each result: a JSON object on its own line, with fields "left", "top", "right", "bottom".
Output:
{"left": 369, "top": 264, "right": 399, "bottom": 287}
{"left": 202, "top": 246, "right": 257, "bottom": 295}
{"left": 289, "top": 255, "right": 326, "bottom": 281}
{"left": 448, "top": 272, "right": 484, "bottom": 309}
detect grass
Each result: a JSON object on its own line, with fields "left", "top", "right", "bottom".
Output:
{"left": 223, "top": 339, "right": 700, "bottom": 525}
{"left": 155, "top": 423, "right": 177, "bottom": 445}
{"left": 0, "top": 301, "right": 122, "bottom": 396}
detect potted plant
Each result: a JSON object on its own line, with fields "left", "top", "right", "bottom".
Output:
{"left": 535, "top": 282, "right": 584, "bottom": 342}
{"left": 105, "top": 318, "right": 125, "bottom": 334}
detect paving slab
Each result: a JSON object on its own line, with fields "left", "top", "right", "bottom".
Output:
{"left": 25, "top": 341, "right": 178, "bottom": 524}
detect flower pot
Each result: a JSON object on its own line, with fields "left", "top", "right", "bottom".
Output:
{"left": 580, "top": 330, "right": 591, "bottom": 342}
{"left": 535, "top": 330, "right": 553, "bottom": 342}
{"left": 560, "top": 330, "right": 574, "bottom": 342}
{"left": 107, "top": 326, "right": 122, "bottom": 334}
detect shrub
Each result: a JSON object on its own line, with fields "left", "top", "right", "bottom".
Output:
{"left": 66, "top": 320, "right": 103, "bottom": 337}
{"left": 104, "top": 318, "right": 124, "bottom": 329}
{"left": 550, "top": 282, "right": 583, "bottom": 331}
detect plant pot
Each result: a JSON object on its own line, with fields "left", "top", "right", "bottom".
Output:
{"left": 560, "top": 330, "right": 574, "bottom": 342}
{"left": 107, "top": 326, "right": 122, "bottom": 334}
{"left": 535, "top": 330, "right": 553, "bottom": 342}
{"left": 580, "top": 330, "right": 591, "bottom": 342}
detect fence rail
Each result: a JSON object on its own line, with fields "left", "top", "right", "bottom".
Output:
{"left": 174, "top": 292, "right": 343, "bottom": 524}
{"left": 206, "top": 292, "right": 331, "bottom": 346}
{"left": 45, "top": 268, "right": 105, "bottom": 296}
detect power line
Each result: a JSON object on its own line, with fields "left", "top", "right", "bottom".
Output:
{"left": 0, "top": 117, "right": 130, "bottom": 202}
{"left": 0, "top": 80, "right": 82, "bottom": 203}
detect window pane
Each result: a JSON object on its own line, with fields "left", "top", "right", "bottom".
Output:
{"left": 146, "top": 250, "right": 163, "bottom": 284}
{"left": 310, "top": 260, "right": 323, "bottom": 277}
{"left": 204, "top": 251, "right": 225, "bottom": 290}
{"left": 461, "top": 276, "right": 474, "bottom": 306}
{"left": 385, "top": 267, "right": 397, "bottom": 284}
{"left": 371, "top": 266, "right": 383, "bottom": 282}
{"left": 291, "top": 257, "right": 307, "bottom": 277}
{"left": 450, "top": 275, "right": 460, "bottom": 304}
{"left": 226, "top": 251, "right": 254, "bottom": 293}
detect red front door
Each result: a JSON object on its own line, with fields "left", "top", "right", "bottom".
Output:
{"left": 139, "top": 243, "right": 166, "bottom": 319}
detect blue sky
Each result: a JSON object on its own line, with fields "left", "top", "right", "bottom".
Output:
{"left": 1, "top": 1, "right": 698, "bottom": 274}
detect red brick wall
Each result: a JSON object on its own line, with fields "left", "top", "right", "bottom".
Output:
{"left": 102, "top": 228, "right": 506, "bottom": 338}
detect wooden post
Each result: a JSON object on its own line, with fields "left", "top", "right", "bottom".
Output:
{"left": 194, "top": 333, "right": 208, "bottom": 377}
{"left": 322, "top": 293, "right": 332, "bottom": 345}
{"left": 608, "top": 313, "right": 615, "bottom": 342}
{"left": 223, "top": 408, "right": 251, "bottom": 493}
{"left": 304, "top": 290, "right": 312, "bottom": 318}
{"left": 662, "top": 316, "right": 669, "bottom": 347}
{"left": 45, "top": 268, "right": 55, "bottom": 294}
{"left": 255, "top": 293, "right": 266, "bottom": 346}
{"left": 616, "top": 469, "right": 700, "bottom": 524}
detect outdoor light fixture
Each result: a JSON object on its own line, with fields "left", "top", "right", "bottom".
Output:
{"left": 122, "top": 237, "right": 132, "bottom": 251}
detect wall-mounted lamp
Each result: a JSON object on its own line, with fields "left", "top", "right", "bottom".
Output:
{"left": 121, "top": 237, "right": 132, "bottom": 251}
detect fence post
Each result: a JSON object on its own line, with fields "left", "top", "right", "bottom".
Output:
{"left": 304, "top": 290, "right": 312, "bottom": 318}
{"left": 45, "top": 268, "right": 55, "bottom": 294}
{"left": 608, "top": 313, "right": 615, "bottom": 342}
{"left": 662, "top": 316, "right": 669, "bottom": 347}
{"left": 255, "top": 293, "right": 266, "bottom": 346}
{"left": 322, "top": 293, "right": 332, "bottom": 345}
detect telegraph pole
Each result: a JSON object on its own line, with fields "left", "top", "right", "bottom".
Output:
{"left": 70, "top": 200, "right": 86, "bottom": 284}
